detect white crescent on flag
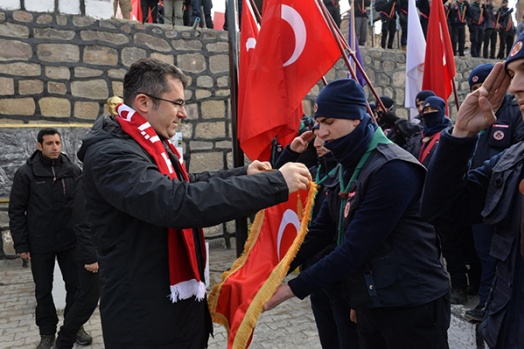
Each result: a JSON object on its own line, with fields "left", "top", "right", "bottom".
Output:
{"left": 281, "top": 5, "right": 306, "bottom": 67}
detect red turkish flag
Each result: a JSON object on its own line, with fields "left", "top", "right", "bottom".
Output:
{"left": 238, "top": 0, "right": 341, "bottom": 161}
{"left": 209, "top": 184, "right": 317, "bottom": 349}
{"left": 238, "top": 0, "right": 260, "bottom": 143}
{"left": 422, "top": 0, "right": 456, "bottom": 111}
{"left": 130, "top": 0, "right": 143, "bottom": 22}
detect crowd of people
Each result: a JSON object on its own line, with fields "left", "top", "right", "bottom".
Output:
{"left": 7, "top": 14, "right": 524, "bottom": 349}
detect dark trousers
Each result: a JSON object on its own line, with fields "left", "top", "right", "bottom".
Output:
{"left": 381, "top": 18, "right": 396, "bottom": 49}
{"left": 356, "top": 293, "right": 450, "bottom": 349}
{"left": 498, "top": 31, "right": 515, "bottom": 59}
{"left": 55, "top": 264, "right": 100, "bottom": 349}
{"left": 451, "top": 25, "right": 466, "bottom": 55}
{"left": 483, "top": 28, "right": 497, "bottom": 58}
{"left": 310, "top": 284, "right": 359, "bottom": 348}
{"left": 470, "top": 25, "right": 484, "bottom": 57}
{"left": 399, "top": 15, "right": 407, "bottom": 47}
{"left": 31, "top": 249, "right": 78, "bottom": 336}
{"left": 471, "top": 223, "right": 496, "bottom": 307}
{"left": 141, "top": 0, "right": 158, "bottom": 23}
{"left": 191, "top": 0, "right": 213, "bottom": 28}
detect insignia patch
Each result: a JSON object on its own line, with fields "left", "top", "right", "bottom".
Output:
{"left": 493, "top": 130, "right": 504, "bottom": 141}
{"left": 510, "top": 41, "right": 523, "bottom": 57}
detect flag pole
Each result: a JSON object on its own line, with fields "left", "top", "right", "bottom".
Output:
{"left": 452, "top": 77, "right": 460, "bottom": 112}
{"left": 227, "top": 0, "right": 249, "bottom": 256}
{"left": 317, "top": 0, "right": 385, "bottom": 119}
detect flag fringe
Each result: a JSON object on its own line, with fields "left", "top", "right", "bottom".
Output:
{"left": 232, "top": 182, "right": 317, "bottom": 349}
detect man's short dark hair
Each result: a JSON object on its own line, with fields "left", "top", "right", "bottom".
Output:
{"left": 123, "top": 58, "right": 189, "bottom": 107}
{"left": 37, "top": 128, "right": 61, "bottom": 144}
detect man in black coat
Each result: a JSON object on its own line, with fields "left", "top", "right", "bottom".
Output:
{"left": 8, "top": 128, "right": 84, "bottom": 349}
{"left": 77, "top": 58, "right": 311, "bottom": 348}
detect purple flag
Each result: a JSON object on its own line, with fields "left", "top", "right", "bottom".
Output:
{"left": 348, "top": 16, "right": 366, "bottom": 86}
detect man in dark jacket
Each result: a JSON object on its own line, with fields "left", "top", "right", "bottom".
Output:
{"left": 8, "top": 128, "right": 84, "bottom": 349}
{"left": 375, "top": 0, "right": 398, "bottom": 49}
{"left": 447, "top": 0, "right": 469, "bottom": 56}
{"left": 77, "top": 58, "right": 311, "bottom": 349}
{"left": 496, "top": 0, "right": 515, "bottom": 59}
{"left": 421, "top": 34, "right": 524, "bottom": 348}
{"left": 468, "top": 0, "right": 485, "bottom": 57}
{"left": 264, "top": 79, "right": 450, "bottom": 349}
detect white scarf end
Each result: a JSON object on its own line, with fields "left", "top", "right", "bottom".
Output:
{"left": 169, "top": 279, "right": 206, "bottom": 303}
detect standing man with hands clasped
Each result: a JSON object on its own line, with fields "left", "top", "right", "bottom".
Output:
{"left": 264, "top": 78, "right": 451, "bottom": 349}
{"left": 76, "top": 58, "right": 311, "bottom": 348}
{"left": 421, "top": 33, "right": 524, "bottom": 349}
{"left": 8, "top": 128, "right": 89, "bottom": 349}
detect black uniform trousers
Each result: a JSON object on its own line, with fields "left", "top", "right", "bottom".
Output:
{"left": 450, "top": 24, "right": 466, "bottom": 56}
{"left": 356, "top": 293, "right": 450, "bottom": 349}
{"left": 381, "top": 18, "right": 397, "bottom": 49}
{"left": 55, "top": 263, "right": 100, "bottom": 348}
{"left": 469, "top": 25, "right": 484, "bottom": 57}
{"left": 498, "top": 31, "right": 515, "bottom": 59}
{"left": 483, "top": 28, "right": 497, "bottom": 59}
{"left": 30, "top": 249, "right": 78, "bottom": 336}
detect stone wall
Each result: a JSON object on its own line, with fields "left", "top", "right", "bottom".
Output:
{"left": 0, "top": 8, "right": 499, "bottom": 242}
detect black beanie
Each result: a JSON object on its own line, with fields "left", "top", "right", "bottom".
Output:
{"left": 505, "top": 32, "right": 524, "bottom": 70}
{"left": 314, "top": 79, "right": 367, "bottom": 121}
{"left": 379, "top": 96, "right": 395, "bottom": 111}
{"left": 415, "top": 90, "right": 436, "bottom": 103}
{"left": 468, "top": 63, "right": 494, "bottom": 89}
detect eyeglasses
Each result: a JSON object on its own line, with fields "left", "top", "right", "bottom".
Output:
{"left": 140, "top": 93, "right": 185, "bottom": 111}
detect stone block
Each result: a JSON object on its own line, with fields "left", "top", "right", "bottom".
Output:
{"left": 80, "top": 30, "right": 129, "bottom": 45}
{"left": 71, "top": 80, "right": 109, "bottom": 100}
{"left": 189, "top": 151, "right": 224, "bottom": 172}
{"left": 195, "top": 122, "right": 225, "bottom": 139}
{"left": 172, "top": 39, "right": 203, "bottom": 51}
{"left": 0, "top": 62, "right": 40, "bottom": 77}
{"left": 74, "top": 67, "right": 103, "bottom": 78}
{"left": 134, "top": 32, "right": 171, "bottom": 52}
{"left": 72, "top": 15, "right": 96, "bottom": 27}
{"left": 0, "top": 39, "right": 32, "bottom": 61}
{"left": 0, "top": 77, "right": 14, "bottom": 95}
{"left": 19, "top": 80, "right": 43, "bottom": 95}
{"left": 150, "top": 52, "right": 174, "bottom": 65}
{"left": 189, "top": 140, "right": 213, "bottom": 150}
{"left": 197, "top": 76, "right": 213, "bottom": 88}
{"left": 0, "top": 97, "right": 35, "bottom": 116}
{"left": 74, "top": 101, "right": 100, "bottom": 120}
{"left": 108, "top": 68, "right": 127, "bottom": 79}
{"left": 383, "top": 60, "right": 395, "bottom": 72}
{"left": 195, "top": 90, "right": 212, "bottom": 99}
{"left": 56, "top": 15, "right": 70, "bottom": 25}
{"left": 0, "top": 22, "right": 30, "bottom": 38}
{"left": 111, "top": 81, "right": 123, "bottom": 97}
{"left": 12, "top": 11, "right": 33, "bottom": 22}
{"left": 215, "top": 140, "right": 231, "bottom": 149}
{"left": 36, "top": 14, "right": 53, "bottom": 25}
{"left": 209, "top": 55, "right": 229, "bottom": 73}
{"left": 47, "top": 82, "right": 67, "bottom": 95}
{"left": 392, "top": 71, "right": 405, "bottom": 87}
{"left": 177, "top": 53, "right": 206, "bottom": 73}
{"left": 217, "top": 76, "right": 228, "bottom": 88}
{"left": 207, "top": 42, "right": 228, "bottom": 53}
{"left": 185, "top": 104, "right": 198, "bottom": 120}
{"left": 37, "top": 44, "right": 79, "bottom": 62}
{"left": 83, "top": 45, "right": 118, "bottom": 65}
{"left": 34, "top": 28, "right": 75, "bottom": 40}
{"left": 39, "top": 97, "right": 71, "bottom": 117}
{"left": 121, "top": 47, "right": 147, "bottom": 67}
{"left": 201, "top": 100, "right": 225, "bottom": 119}
{"left": 45, "top": 66, "right": 70, "bottom": 80}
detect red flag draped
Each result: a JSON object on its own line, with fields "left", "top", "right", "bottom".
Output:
{"left": 238, "top": 0, "right": 341, "bottom": 161}
{"left": 422, "top": 0, "right": 456, "bottom": 111}
{"left": 209, "top": 184, "right": 317, "bottom": 349}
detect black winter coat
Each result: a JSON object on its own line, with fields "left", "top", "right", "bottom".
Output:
{"left": 78, "top": 116, "right": 290, "bottom": 348}
{"left": 9, "top": 151, "right": 81, "bottom": 254}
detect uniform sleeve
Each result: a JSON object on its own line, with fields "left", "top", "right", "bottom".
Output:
{"left": 289, "top": 160, "right": 423, "bottom": 299}
{"left": 84, "top": 141, "right": 290, "bottom": 229}
{"left": 8, "top": 167, "right": 30, "bottom": 253}
{"left": 421, "top": 128, "right": 494, "bottom": 226}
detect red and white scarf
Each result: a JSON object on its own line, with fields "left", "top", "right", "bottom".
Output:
{"left": 116, "top": 104, "right": 206, "bottom": 303}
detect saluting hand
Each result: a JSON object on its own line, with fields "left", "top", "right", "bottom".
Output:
{"left": 453, "top": 62, "right": 511, "bottom": 138}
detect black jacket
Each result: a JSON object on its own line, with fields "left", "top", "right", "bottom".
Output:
{"left": 421, "top": 130, "right": 524, "bottom": 349}
{"left": 78, "top": 115, "right": 290, "bottom": 348}
{"left": 289, "top": 143, "right": 449, "bottom": 309}
{"left": 9, "top": 151, "right": 81, "bottom": 254}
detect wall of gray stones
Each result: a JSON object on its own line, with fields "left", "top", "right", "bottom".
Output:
{"left": 0, "top": 8, "right": 498, "bottom": 242}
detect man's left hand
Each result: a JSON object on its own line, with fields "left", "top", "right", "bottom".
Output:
{"left": 247, "top": 160, "right": 272, "bottom": 175}
{"left": 263, "top": 284, "right": 295, "bottom": 311}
